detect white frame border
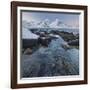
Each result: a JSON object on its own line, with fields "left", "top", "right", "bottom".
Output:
{"left": 17, "top": 6, "right": 84, "bottom": 84}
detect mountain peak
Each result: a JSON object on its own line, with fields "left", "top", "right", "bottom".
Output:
{"left": 22, "top": 19, "right": 79, "bottom": 29}
{"left": 50, "top": 19, "right": 62, "bottom": 28}
{"left": 37, "top": 19, "right": 50, "bottom": 28}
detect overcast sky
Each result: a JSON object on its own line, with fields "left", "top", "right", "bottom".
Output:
{"left": 22, "top": 11, "right": 80, "bottom": 27}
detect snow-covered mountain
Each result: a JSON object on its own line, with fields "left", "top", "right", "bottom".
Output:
{"left": 22, "top": 20, "right": 39, "bottom": 29}
{"left": 22, "top": 19, "right": 79, "bottom": 29}
{"left": 37, "top": 19, "right": 50, "bottom": 28}
{"left": 22, "top": 19, "right": 79, "bottom": 37}
{"left": 50, "top": 19, "right": 69, "bottom": 29}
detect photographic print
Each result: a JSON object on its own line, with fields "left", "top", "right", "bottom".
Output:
{"left": 21, "top": 11, "right": 80, "bottom": 78}
{"left": 11, "top": 1, "right": 87, "bottom": 89}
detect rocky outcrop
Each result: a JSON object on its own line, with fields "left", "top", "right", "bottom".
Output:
{"left": 22, "top": 39, "right": 39, "bottom": 49}
{"left": 68, "top": 39, "right": 79, "bottom": 46}
{"left": 51, "top": 31, "right": 77, "bottom": 42}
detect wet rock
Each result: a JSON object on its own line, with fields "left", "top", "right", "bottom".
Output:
{"left": 38, "top": 37, "right": 52, "bottom": 47}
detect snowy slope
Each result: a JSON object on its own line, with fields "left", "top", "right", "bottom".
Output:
{"left": 22, "top": 27, "right": 39, "bottom": 39}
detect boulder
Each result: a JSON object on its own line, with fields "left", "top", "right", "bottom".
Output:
{"left": 38, "top": 37, "right": 52, "bottom": 47}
